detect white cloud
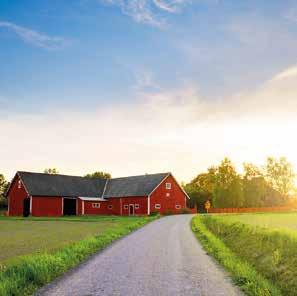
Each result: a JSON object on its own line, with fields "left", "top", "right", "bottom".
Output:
{"left": 2, "top": 65, "right": 297, "bottom": 182}
{"left": 0, "top": 21, "right": 70, "bottom": 50}
{"left": 102, "top": 0, "right": 189, "bottom": 27}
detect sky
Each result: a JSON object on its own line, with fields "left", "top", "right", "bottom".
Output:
{"left": 1, "top": 0, "right": 297, "bottom": 182}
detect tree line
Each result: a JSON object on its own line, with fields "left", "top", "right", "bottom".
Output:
{"left": 184, "top": 157, "right": 296, "bottom": 212}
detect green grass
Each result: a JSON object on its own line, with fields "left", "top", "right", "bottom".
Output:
{"left": 192, "top": 215, "right": 281, "bottom": 296}
{"left": 192, "top": 213, "right": 297, "bottom": 296}
{"left": 0, "top": 215, "right": 156, "bottom": 296}
{"left": 209, "top": 212, "right": 297, "bottom": 231}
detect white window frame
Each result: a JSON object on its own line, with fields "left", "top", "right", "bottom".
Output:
{"left": 135, "top": 204, "right": 140, "bottom": 209}
{"left": 108, "top": 205, "right": 113, "bottom": 210}
{"left": 18, "top": 180, "right": 22, "bottom": 189}
{"left": 124, "top": 204, "right": 128, "bottom": 210}
{"left": 165, "top": 182, "right": 171, "bottom": 190}
{"left": 92, "top": 203, "right": 100, "bottom": 209}
{"left": 155, "top": 204, "right": 161, "bottom": 209}
{"left": 175, "top": 204, "right": 181, "bottom": 209}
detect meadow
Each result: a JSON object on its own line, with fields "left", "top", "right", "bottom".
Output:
{"left": 0, "top": 215, "right": 155, "bottom": 296}
{"left": 192, "top": 212, "right": 297, "bottom": 296}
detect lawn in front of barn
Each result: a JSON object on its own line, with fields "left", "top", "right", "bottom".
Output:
{"left": 0, "top": 215, "right": 155, "bottom": 296}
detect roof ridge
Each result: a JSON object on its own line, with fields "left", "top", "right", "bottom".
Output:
{"left": 110, "top": 172, "right": 170, "bottom": 180}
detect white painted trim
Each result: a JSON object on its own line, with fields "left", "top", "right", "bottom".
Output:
{"left": 101, "top": 179, "right": 109, "bottom": 198}
{"left": 147, "top": 196, "right": 150, "bottom": 215}
{"left": 61, "top": 197, "right": 64, "bottom": 216}
{"left": 168, "top": 174, "right": 191, "bottom": 200}
{"left": 30, "top": 196, "right": 32, "bottom": 214}
{"left": 92, "top": 202, "right": 100, "bottom": 208}
{"left": 78, "top": 197, "right": 107, "bottom": 201}
{"left": 175, "top": 204, "right": 181, "bottom": 209}
{"left": 82, "top": 201, "right": 85, "bottom": 215}
{"left": 155, "top": 204, "right": 161, "bottom": 209}
{"left": 135, "top": 204, "right": 139, "bottom": 209}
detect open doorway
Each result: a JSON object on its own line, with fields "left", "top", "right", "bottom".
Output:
{"left": 63, "top": 198, "right": 77, "bottom": 215}
{"left": 129, "top": 204, "right": 134, "bottom": 216}
{"left": 23, "top": 198, "right": 30, "bottom": 217}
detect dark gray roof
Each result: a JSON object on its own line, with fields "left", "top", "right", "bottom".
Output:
{"left": 103, "top": 173, "right": 169, "bottom": 198}
{"left": 18, "top": 171, "right": 106, "bottom": 197}
{"left": 9, "top": 171, "right": 171, "bottom": 198}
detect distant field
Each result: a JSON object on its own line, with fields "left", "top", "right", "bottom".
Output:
{"left": 0, "top": 216, "right": 147, "bottom": 264}
{"left": 213, "top": 212, "right": 297, "bottom": 231}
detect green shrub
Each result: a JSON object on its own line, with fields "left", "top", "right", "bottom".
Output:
{"left": 179, "top": 208, "right": 191, "bottom": 214}
{"left": 149, "top": 211, "right": 160, "bottom": 217}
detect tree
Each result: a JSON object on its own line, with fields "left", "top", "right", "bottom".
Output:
{"left": 0, "top": 174, "right": 9, "bottom": 209}
{"left": 84, "top": 171, "right": 111, "bottom": 179}
{"left": 242, "top": 163, "right": 267, "bottom": 207}
{"left": 44, "top": 168, "right": 59, "bottom": 174}
{"left": 265, "top": 157, "right": 295, "bottom": 199}
{"left": 212, "top": 158, "right": 244, "bottom": 208}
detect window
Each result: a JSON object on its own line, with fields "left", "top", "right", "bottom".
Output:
{"left": 175, "top": 205, "right": 181, "bottom": 209}
{"left": 165, "top": 182, "right": 171, "bottom": 190}
{"left": 108, "top": 205, "right": 113, "bottom": 210}
{"left": 124, "top": 204, "right": 128, "bottom": 210}
{"left": 166, "top": 193, "right": 170, "bottom": 197}
{"left": 135, "top": 204, "right": 139, "bottom": 209}
{"left": 92, "top": 203, "right": 100, "bottom": 208}
{"left": 18, "top": 180, "right": 22, "bottom": 189}
{"left": 155, "top": 204, "right": 161, "bottom": 209}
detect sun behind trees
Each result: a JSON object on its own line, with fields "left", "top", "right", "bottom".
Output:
{"left": 184, "top": 157, "right": 296, "bottom": 212}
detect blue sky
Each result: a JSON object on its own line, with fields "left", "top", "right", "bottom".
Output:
{"left": 1, "top": 0, "right": 297, "bottom": 181}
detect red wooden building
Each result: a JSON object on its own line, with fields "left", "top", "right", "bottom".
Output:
{"left": 6, "top": 171, "right": 191, "bottom": 217}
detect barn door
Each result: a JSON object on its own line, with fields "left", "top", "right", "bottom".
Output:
{"left": 63, "top": 198, "right": 77, "bottom": 215}
{"left": 129, "top": 204, "right": 134, "bottom": 216}
{"left": 23, "top": 198, "right": 30, "bottom": 217}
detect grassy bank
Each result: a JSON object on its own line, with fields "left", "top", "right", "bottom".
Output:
{"left": 0, "top": 216, "right": 156, "bottom": 296}
{"left": 192, "top": 213, "right": 297, "bottom": 295}
{"left": 192, "top": 215, "right": 281, "bottom": 296}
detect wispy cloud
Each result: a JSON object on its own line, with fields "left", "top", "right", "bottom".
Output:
{"left": 101, "top": 0, "right": 190, "bottom": 27}
{"left": 0, "top": 21, "right": 70, "bottom": 50}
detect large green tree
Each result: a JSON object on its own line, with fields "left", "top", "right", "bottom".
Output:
{"left": 265, "top": 157, "right": 295, "bottom": 199}
{"left": 0, "top": 174, "right": 9, "bottom": 209}
{"left": 84, "top": 171, "right": 111, "bottom": 179}
{"left": 212, "top": 158, "right": 244, "bottom": 208}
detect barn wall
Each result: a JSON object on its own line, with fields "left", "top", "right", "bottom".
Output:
{"left": 83, "top": 200, "right": 109, "bottom": 215}
{"left": 7, "top": 175, "right": 29, "bottom": 216}
{"left": 31, "top": 196, "right": 62, "bottom": 217}
{"left": 150, "top": 175, "right": 187, "bottom": 215}
{"left": 121, "top": 197, "right": 148, "bottom": 216}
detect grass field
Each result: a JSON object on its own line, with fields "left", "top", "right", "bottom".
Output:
{"left": 213, "top": 212, "right": 297, "bottom": 231}
{"left": 192, "top": 212, "right": 297, "bottom": 296}
{"left": 0, "top": 215, "right": 155, "bottom": 296}
{"left": 0, "top": 216, "right": 143, "bottom": 264}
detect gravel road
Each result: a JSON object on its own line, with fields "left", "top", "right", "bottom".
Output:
{"left": 37, "top": 215, "right": 242, "bottom": 296}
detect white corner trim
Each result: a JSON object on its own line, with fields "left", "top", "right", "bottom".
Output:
{"left": 147, "top": 196, "right": 150, "bottom": 215}
{"left": 82, "top": 200, "right": 85, "bottom": 215}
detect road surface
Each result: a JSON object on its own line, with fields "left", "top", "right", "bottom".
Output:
{"left": 37, "top": 215, "right": 242, "bottom": 296}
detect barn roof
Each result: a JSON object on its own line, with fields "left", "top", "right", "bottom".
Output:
{"left": 103, "top": 173, "right": 169, "bottom": 198}
{"left": 17, "top": 171, "right": 107, "bottom": 197}
{"left": 13, "top": 171, "right": 170, "bottom": 198}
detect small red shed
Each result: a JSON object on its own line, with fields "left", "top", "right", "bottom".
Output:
{"left": 6, "top": 171, "right": 191, "bottom": 217}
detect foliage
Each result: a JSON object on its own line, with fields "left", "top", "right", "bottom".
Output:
{"left": 179, "top": 208, "right": 192, "bottom": 214}
{"left": 197, "top": 214, "right": 297, "bottom": 295}
{"left": 184, "top": 157, "right": 296, "bottom": 209}
{"left": 0, "top": 174, "right": 9, "bottom": 210}
{"left": 192, "top": 215, "right": 280, "bottom": 296}
{"left": 44, "top": 168, "right": 59, "bottom": 175}
{"left": 84, "top": 171, "right": 111, "bottom": 179}
{"left": 0, "top": 216, "right": 156, "bottom": 296}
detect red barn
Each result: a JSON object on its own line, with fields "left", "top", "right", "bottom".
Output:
{"left": 6, "top": 171, "right": 191, "bottom": 217}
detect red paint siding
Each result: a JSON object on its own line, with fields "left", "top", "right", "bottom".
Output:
{"left": 32, "top": 196, "right": 62, "bottom": 217}
{"left": 121, "top": 197, "right": 148, "bottom": 216}
{"left": 8, "top": 176, "right": 29, "bottom": 216}
{"left": 77, "top": 199, "right": 83, "bottom": 215}
{"left": 83, "top": 200, "right": 109, "bottom": 215}
{"left": 150, "top": 175, "right": 187, "bottom": 215}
